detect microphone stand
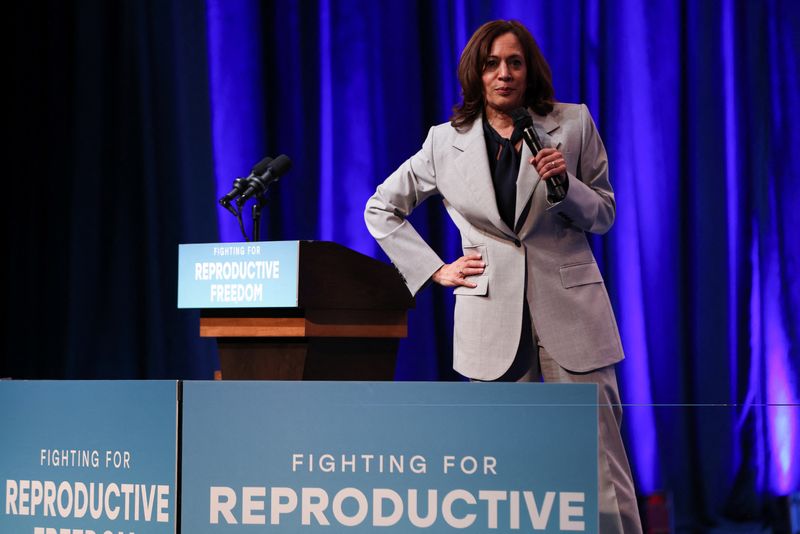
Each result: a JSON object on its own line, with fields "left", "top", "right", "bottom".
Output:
{"left": 251, "top": 195, "right": 268, "bottom": 242}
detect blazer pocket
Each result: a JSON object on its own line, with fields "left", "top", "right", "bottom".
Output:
{"left": 454, "top": 244, "right": 489, "bottom": 296}
{"left": 560, "top": 261, "right": 603, "bottom": 288}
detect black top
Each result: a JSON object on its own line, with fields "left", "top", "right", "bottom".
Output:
{"left": 483, "top": 120, "right": 525, "bottom": 231}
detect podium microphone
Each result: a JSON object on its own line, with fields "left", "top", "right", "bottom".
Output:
{"left": 219, "top": 157, "right": 273, "bottom": 215}
{"left": 236, "top": 154, "right": 293, "bottom": 207}
{"left": 512, "top": 108, "right": 567, "bottom": 200}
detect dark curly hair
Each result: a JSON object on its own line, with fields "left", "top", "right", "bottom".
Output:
{"left": 451, "top": 20, "right": 555, "bottom": 131}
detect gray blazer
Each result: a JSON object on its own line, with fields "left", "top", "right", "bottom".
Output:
{"left": 364, "top": 102, "right": 624, "bottom": 380}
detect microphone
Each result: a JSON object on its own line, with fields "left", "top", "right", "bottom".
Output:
{"left": 236, "top": 154, "right": 293, "bottom": 206}
{"left": 219, "top": 157, "right": 273, "bottom": 215}
{"left": 512, "top": 108, "right": 567, "bottom": 201}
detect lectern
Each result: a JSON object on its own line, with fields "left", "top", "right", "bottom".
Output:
{"left": 178, "top": 241, "right": 413, "bottom": 380}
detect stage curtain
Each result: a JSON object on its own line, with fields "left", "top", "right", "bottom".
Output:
{"left": 7, "top": 0, "right": 220, "bottom": 379}
{"left": 209, "top": 0, "right": 800, "bottom": 527}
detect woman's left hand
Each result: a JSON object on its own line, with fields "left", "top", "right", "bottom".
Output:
{"left": 530, "top": 148, "right": 566, "bottom": 180}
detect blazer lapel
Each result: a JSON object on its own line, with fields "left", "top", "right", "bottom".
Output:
{"left": 514, "top": 111, "right": 561, "bottom": 229}
{"left": 514, "top": 141, "right": 537, "bottom": 228}
{"left": 453, "top": 119, "right": 515, "bottom": 237}
{"left": 535, "top": 112, "right": 562, "bottom": 151}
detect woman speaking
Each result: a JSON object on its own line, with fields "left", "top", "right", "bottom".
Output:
{"left": 365, "top": 20, "right": 642, "bottom": 534}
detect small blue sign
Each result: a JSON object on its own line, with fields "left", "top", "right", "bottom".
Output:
{"left": 0, "top": 380, "right": 179, "bottom": 534}
{"left": 181, "top": 381, "right": 598, "bottom": 533}
{"left": 178, "top": 241, "right": 300, "bottom": 309}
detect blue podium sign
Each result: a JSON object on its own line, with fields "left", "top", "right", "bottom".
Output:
{"left": 181, "top": 381, "right": 598, "bottom": 533}
{"left": 0, "top": 381, "right": 179, "bottom": 534}
{"left": 178, "top": 241, "right": 300, "bottom": 309}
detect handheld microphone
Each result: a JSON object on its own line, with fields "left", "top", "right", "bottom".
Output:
{"left": 236, "top": 154, "right": 293, "bottom": 206}
{"left": 219, "top": 157, "right": 273, "bottom": 215}
{"left": 512, "top": 108, "right": 567, "bottom": 200}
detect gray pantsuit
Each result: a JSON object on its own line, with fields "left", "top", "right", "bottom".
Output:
{"left": 365, "top": 102, "right": 642, "bottom": 533}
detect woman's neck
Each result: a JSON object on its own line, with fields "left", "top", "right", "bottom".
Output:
{"left": 485, "top": 106, "right": 515, "bottom": 138}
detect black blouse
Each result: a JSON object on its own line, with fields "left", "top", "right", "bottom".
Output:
{"left": 483, "top": 120, "right": 524, "bottom": 232}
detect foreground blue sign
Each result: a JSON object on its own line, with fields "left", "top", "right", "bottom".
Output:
{"left": 181, "top": 381, "right": 598, "bottom": 533}
{"left": 177, "top": 241, "right": 300, "bottom": 308}
{"left": 0, "top": 381, "right": 179, "bottom": 534}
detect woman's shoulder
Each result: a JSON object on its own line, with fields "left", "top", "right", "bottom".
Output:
{"left": 427, "top": 119, "right": 479, "bottom": 142}
{"left": 550, "top": 102, "right": 590, "bottom": 122}
{"left": 431, "top": 120, "right": 460, "bottom": 136}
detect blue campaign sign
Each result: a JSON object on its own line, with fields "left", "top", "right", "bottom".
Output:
{"left": 177, "top": 241, "right": 300, "bottom": 309}
{"left": 181, "top": 381, "right": 598, "bottom": 533}
{"left": 0, "top": 381, "right": 179, "bottom": 534}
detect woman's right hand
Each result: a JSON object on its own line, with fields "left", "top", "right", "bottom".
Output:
{"left": 431, "top": 253, "right": 485, "bottom": 288}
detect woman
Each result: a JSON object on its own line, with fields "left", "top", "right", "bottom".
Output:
{"left": 365, "top": 20, "right": 642, "bottom": 534}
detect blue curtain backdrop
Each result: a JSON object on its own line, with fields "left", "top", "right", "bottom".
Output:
{"left": 5, "top": 0, "right": 799, "bottom": 531}
{"left": 8, "top": 0, "right": 220, "bottom": 379}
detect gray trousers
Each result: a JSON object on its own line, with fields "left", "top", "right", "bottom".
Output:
{"left": 489, "top": 303, "right": 643, "bottom": 534}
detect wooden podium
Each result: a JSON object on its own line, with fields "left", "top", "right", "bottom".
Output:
{"left": 197, "top": 241, "right": 414, "bottom": 380}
